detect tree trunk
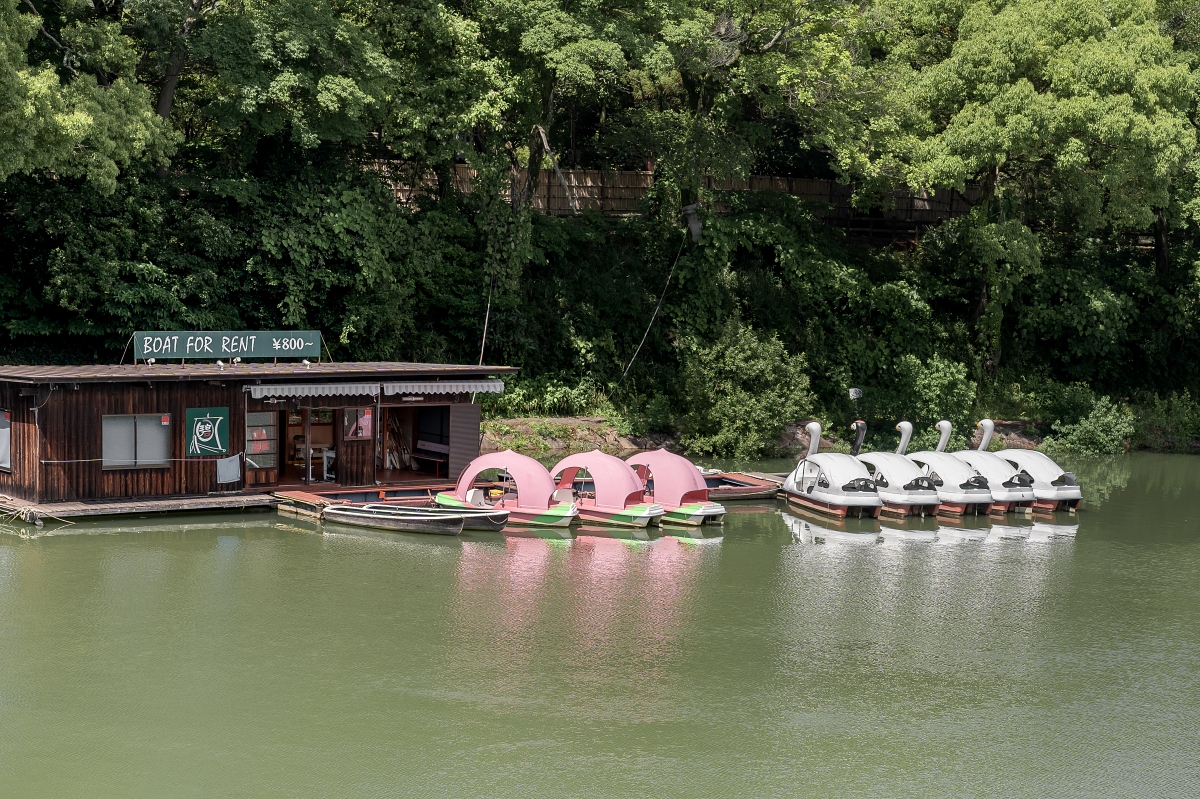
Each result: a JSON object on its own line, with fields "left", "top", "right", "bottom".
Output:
{"left": 155, "top": 51, "right": 186, "bottom": 178}
{"left": 513, "top": 82, "right": 556, "bottom": 209}
{"left": 156, "top": 51, "right": 186, "bottom": 121}
{"left": 1154, "top": 207, "right": 1169, "bottom": 278}
{"left": 569, "top": 106, "right": 576, "bottom": 168}
{"left": 520, "top": 124, "right": 546, "bottom": 209}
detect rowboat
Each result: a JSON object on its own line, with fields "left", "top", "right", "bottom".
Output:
{"left": 358, "top": 503, "right": 508, "bottom": 532}
{"left": 700, "top": 470, "right": 781, "bottom": 500}
{"left": 322, "top": 505, "right": 464, "bottom": 535}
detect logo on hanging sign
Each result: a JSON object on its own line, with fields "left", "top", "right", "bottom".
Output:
{"left": 185, "top": 407, "right": 230, "bottom": 456}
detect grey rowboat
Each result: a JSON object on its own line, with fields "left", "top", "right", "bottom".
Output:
{"left": 322, "top": 505, "right": 464, "bottom": 536}
{"left": 359, "top": 503, "right": 509, "bottom": 532}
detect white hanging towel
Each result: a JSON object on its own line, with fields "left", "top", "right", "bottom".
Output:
{"left": 216, "top": 454, "right": 242, "bottom": 484}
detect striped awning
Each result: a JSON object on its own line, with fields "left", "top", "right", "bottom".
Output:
{"left": 247, "top": 382, "right": 380, "bottom": 399}
{"left": 383, "top": 379, "right": 504, "bottom": 396}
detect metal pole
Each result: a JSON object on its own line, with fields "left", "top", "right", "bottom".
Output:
{"left": 303, "top": 407, "right": 311, "bottom": 486}
{"left": 374, "top": 390, "right": 381, "bottom": 486}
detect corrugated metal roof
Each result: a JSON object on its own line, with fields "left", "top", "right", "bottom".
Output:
{"left": 383, "top": 379, "right": 504, "bottom": 395}
{"left": 0, "top": 361, "right": 518, "bottom": 385}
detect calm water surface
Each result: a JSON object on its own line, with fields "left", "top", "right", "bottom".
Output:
{"left": 1, "top": 452, "right": 1198, "bottom": 798}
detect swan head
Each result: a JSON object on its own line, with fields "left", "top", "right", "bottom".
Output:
{"left": 804, "top": 421, "right": 822, "bottom": 458}
{"left": 895, "top": 421, "right": 913, "bottom": 455}
{"left": 935, "top": 420, "right": 952, "bottom": 452}
{"left": 976, "top": 419, "right": 995, "bottom": 451}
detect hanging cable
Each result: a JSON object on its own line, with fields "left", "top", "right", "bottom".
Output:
{"left": 620, "top": 230, "right": 687, "bottom": 383}
{"left": 478, "top": 267, "right": 496, "bottom": 366}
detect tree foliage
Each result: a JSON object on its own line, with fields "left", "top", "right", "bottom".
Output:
{"left": 2, "top": 0, "right": 1200, "bottom": 452}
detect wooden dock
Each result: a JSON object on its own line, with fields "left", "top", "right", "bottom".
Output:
{"left": 273, "top": 490, "right": 348, "bottom": 520}
{"left": 0, "top": 494, "right": 279, "bottom": 525}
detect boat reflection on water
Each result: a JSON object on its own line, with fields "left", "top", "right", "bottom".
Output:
{"left": 1029, "top": 519, "right": 1078, "bottom": 542}
{"left": 932, "top": 514, "right": 991, "bottom": 542}
{"left": 784, "top": 505, "right": 1080, "bottom": 545}
{"left": 658, "top": 520, "right": 724, "bottom": 545}
{"left": 984, "top": 522, "right": 1032, "bottom": 543}
{"left": 781, "top": 510, "right": 882, "bottom": 545}
{"left": 878, "top": 514, "right": 939, "bottom": 543}
{"left": 489, "top": 525, "right": 573, "bottom": 544}
{"left": 572, "top": 524, "right": 653, "bottom": 545}
{"left": 491, "top": 521, "right": 724, "bottom": 547}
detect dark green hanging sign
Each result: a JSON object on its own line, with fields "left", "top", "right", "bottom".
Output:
{"left": 186, "top": 407, "right": 230, "bottom": 457}
{"left": 134, "top": 331, "right": 320, "bottom": 359}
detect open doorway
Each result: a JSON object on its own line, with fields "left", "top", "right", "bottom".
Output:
{"left": 279, "top": 408, "right": 339, "bottom": 486}
{"left": 377, "top": 405, "right": 451, "bottom": 483}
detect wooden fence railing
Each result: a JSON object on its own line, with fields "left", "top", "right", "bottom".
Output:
{"left": 372, "top": 162, "right": 977, "bottom": 232}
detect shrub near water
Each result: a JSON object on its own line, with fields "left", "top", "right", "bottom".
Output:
{"left": 863, "top": 354, "right": 977, "bottom": 451}
{"left": 1131, "top": 391, "right": 1200, "bottom": 452}
{"left": 1041, "top": 396, "right": 1134, "bottom": 455}
{"left": 481, "top": 376, "right": 612, "bottom": 418}
{"left": 679, "top": 320, "right": 814, "bottom": 458}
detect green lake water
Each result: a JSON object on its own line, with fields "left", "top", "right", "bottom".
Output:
{"left": 1, "top": 452, "right": 1198, "bottom": 797}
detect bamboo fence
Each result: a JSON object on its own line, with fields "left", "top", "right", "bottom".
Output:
{"left": 371, "top": 162, "right": 977, "bottom": 230}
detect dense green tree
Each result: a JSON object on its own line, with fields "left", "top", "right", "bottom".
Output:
{"left": 3, "top": 0, "right": 1200, "bottom": 455}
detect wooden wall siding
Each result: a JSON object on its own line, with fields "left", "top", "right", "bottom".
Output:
{"left": 37, "top": 383, "right": 244, "bottom": 503}
{"left": 378, "top": 163, "right": 979, "bottom": 228}
{"left": 447, "top": 404, "right": 481, "bottom": 480}
{"left": 0, "top": 383, "right": 38, "bottom": 502}
{"left": 338, "top": 438, "right": 375, "bottom": 487}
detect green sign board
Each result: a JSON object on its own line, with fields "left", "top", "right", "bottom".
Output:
{"left": 134, "top": 331, "right": 320, "bottom": 360}
{"left": 186, "top": 407, "right": 230, "bottom": 457}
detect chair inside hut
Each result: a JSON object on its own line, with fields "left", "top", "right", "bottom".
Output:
{"left": 274, "top": 408, "right": 339, "bottom": 486}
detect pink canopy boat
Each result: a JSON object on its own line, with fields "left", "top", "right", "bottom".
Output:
{"left": 549, "top": 450, "right": 664, "bottom": 527}
{"left": 626, "top": 449, "right": 727, "bottom": 525}
{"left": 435, "top": 450, "right": 578, "bottom": 527}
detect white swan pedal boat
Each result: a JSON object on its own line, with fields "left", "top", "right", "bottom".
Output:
{"left": 908, "top": 421, "right": 993, "bottom": 516}
{"left": 952, "top": 420, "right": 1035, "bottom": 515}
{"left": 995, "top": 449, "right": 1083, "bottom": 513}
{"left": 782, "top": 422, "right": 882, "bottom": 519}
{"left": 857, "top": 421, "right": 940, "bottom": 518}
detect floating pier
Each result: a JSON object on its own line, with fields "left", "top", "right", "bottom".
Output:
{"left": 0, "top": 493, "right": 279, "bottom": 526}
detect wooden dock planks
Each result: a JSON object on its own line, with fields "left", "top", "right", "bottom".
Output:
{"left": 0, "top": 493, "right": 278, "bottom": 524}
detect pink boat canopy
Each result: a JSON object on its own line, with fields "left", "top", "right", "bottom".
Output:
{"left": 451, "top": 450, "right": 557, "bottom": 510}
{"left": 550, "top": 450, "right": 646, "bottom": 510}
{"left": 625, "top": 449, "right": 710, "bottom": 507}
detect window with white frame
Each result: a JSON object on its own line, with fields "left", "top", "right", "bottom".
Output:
{"left": 0, "top": 409, "right": 10, "bottom": 472}
{"left": 102, "top": 414, "right": 172, "bottom": 469}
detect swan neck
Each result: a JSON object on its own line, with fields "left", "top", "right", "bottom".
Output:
{"left": 977, "top": 419, "right": 994, "bottom": 451}
{"left": 850, "top": 421, "right": 866, "bottom": 456}
{"left": 805, "top": 422, "right": 822, "bottom": 458}
{"left": 935, "top": 420, "right": 952, "bottom": 452}
{"left": 896, "top": 422, "right": 912, "bottom": 455}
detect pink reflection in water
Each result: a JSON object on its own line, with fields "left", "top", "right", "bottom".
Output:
{"left": 449, "top": 538, "right": 555, "bottom": 678}
{"left": 447, "top": 529, "right": 714, "bottom": 693}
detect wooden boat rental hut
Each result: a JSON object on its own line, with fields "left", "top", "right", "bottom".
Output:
{"left": 0, "top": 361, "right": 516, "bottom": 505}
